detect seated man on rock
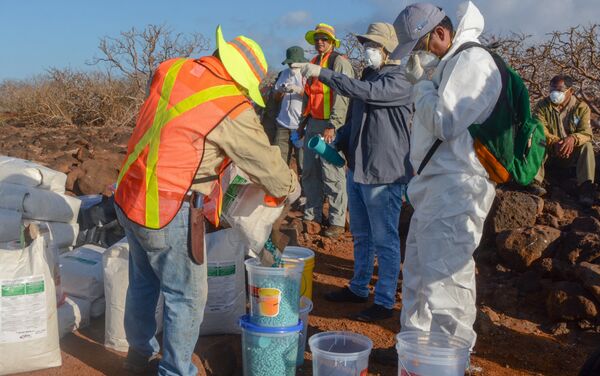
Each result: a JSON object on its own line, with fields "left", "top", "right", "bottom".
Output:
{"left": 531, "top": 74, "right": 596, "bottom": 206}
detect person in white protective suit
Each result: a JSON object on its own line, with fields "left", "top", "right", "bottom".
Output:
{"left": 391, "top": 1, "right": 501, "bottom": 348}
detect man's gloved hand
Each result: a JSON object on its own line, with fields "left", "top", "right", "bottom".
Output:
{"left": 291, "top": 63, "right": 321, "bottom": 79}
{"left": 405, "top": 54, "right": 425, "bottom": 85}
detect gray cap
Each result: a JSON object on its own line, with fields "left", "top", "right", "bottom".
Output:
{"left": 391, "top": 3, "right": 446, "bottom": 60}
{"left": 356, "top": 23, "right": 398, "bottom": 53}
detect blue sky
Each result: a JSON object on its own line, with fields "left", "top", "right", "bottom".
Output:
{"left": 1, "top": 0, "right": 599, "bottom": 80}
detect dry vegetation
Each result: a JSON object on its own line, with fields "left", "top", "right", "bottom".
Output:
{"left": 0, "top": 24, "right": 598, "bottom": 130}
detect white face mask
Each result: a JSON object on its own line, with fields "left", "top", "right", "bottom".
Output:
{"left": 414, "top": 50, "right": 440, "bottom": 68}
{"left": 365, "top": 47, "right": 384, "bottom": 69}
{"left": 549, "top": 90, "right": 566, "bottom": 105}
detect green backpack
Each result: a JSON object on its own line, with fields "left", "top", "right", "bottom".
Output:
{"left": 417, "top": 42, "right": 546, "bottom": 185}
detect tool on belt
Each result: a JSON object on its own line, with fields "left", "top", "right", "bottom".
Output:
{"left": 188, "top": 191, "right": 205, "bottom": 265}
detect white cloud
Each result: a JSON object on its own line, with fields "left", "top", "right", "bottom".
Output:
{"left": 279, "top": 10, "right": 311, "bottom": 27}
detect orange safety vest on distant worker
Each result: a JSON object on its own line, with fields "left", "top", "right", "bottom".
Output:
{"left": 303, "top": 50, "right": 341, "bottom": 120}
{"left": 114, "top": 56, "right": 251, "bottom": 229}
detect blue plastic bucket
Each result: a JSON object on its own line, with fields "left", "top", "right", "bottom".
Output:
{"left": 239, "top": 315, "right": 302, "bottom": 376}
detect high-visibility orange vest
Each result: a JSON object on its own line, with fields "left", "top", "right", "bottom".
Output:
{"left": 114, "top": 56, "right": 251, "bottom": 229}
{"left": 304, "top": 51, "right": 341, "bottom": 120}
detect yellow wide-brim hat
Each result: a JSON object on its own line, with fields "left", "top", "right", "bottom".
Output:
{"left": 216, "top": 25, "right": 268, "bottom": 107}
{"left": 305, "top": 23, "right": 341, "bottom": 48}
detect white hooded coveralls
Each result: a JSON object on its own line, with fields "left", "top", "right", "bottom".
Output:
{"left": 401, "top": 1, "right": 502, "bottom": 348}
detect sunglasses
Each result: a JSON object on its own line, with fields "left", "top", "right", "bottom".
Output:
{"left": 314, "top": 36, "right": 331, "bottom": 42}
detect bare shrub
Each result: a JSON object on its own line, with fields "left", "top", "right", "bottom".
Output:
{"left": 487, "top": 24, "right": 600, "bottom": 116}
{"left": 89, "top": 24, "right": 211, "bottom": 96}
{"left": 0, "top": 68, "right": 139, "bottom": 128}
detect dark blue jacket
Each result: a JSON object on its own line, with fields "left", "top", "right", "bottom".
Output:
{"left": 319, "top": 64, "right": 413, "bottom": 184}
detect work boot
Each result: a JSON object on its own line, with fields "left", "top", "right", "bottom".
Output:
{"left": 123, "top": 349, "right": 160, "bottom": 374}
{"left": 322, "top": 225, "right": 345, "bottom": 238}
{"left": 526, "top": 182, "right": 547, "bottom": 196}
{"left": 352, "top": 303, "right": 394, "bottom": 322}
{"left": 578, "top": 181, "right": 596, "bottom": 207}
{"left": 324, "top": 286, "right": 368, "bottom": 303}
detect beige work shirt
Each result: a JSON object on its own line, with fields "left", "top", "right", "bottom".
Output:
{"left": 534, "top": 96, "right": 593, "bottom": 147}
{"left": 191, "top": 107, "right": 297, "bottom": 197}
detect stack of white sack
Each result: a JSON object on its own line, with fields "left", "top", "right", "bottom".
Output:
{"left": 103, "top": 238, "right": 164, "bottom": 352}
{"left": 57, "top": 296, "right": 92, "bottom": 338}
{"left": 60, "top": 244, "right": 107, "bottom": 321}
{"left": 0, "top": 232, "right": 62, "bottom": 374}
{"left": 0, "top": 156, "right": 80, "bottom": 251}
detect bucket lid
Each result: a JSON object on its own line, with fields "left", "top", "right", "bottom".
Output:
{"left": 239, "top": 314, "right": 303, "bottom": 333}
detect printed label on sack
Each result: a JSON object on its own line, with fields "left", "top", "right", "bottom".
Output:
{"left": 0, "top": 275, "right": 47, "bottom": 343}
{"left": 250, "top": 285, "right": 281, "bottom": 317}
{"left": 206, "top": 262, "right": 237, "bottom": 312}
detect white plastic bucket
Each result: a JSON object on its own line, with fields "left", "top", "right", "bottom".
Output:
{"left": 296, "top": 297, "right": 313, "bottom": 366}
{"left": 239, "top": 314, "right": 302, "bottom": 376}
{"left": 245, "top": 257, "right": 303, "bottom": 327}
{"left": 396, "top": 331, "right": 470, "bottom": 376}
{"left": 282, "top": 246, "right": 315, "bottom": 300}
{"left": 309, "top": 331, "right": 373, "bottom": 376}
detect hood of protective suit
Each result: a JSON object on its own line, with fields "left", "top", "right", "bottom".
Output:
{"left": 442, "top": 1, "right": 485, "bottom": 61}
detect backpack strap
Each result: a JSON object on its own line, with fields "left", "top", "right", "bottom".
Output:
{"left": 416, "top": 42, "right": 508, "bottom": 175}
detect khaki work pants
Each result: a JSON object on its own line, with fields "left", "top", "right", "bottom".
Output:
{"left": 275, "top": 126, "right": 303, "bottom": 177}
{"left": 536, "top": 141, "right": 595, "bottom": 185}
{"left": 302, "top": 118, "right": 347, "bottom": 227}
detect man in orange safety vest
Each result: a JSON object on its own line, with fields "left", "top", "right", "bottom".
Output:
{"left": 114, "top": 26, "right": 299, "bottom": 376}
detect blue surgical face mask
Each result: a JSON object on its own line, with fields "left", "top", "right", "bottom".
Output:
{"left": 549, "top": 90, "right": 566, "bottom": 105}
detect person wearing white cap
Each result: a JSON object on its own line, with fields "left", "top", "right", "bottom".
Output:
{"left": 391, "top": 1, "right": 501, "bottom": 349}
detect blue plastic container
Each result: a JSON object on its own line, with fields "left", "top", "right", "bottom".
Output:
{"left": 307, "top": 135, "right": 345, "bottom": 167}
{"left": 239, "top": 315, "right": 302, "bottom": 376}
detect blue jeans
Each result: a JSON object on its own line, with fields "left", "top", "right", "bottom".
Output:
{"left": 347, "top": 170, "right": 404, "bottom": 309}
{"left": 116, "top": 202, "right": 207, "bottom": 376}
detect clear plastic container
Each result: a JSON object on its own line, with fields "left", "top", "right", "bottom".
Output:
{"left": 396, "top": 331, "right": 470, "bottom": 376}
{"left": 309, "top": 331, "right": 373, "bottom": 376}
{"left": 245, "top": 257, "right": 303, "bottom": 327}
{"left": 239, "top": 314, "right": 302, "bottom": 376}
{"left": 296, "top": 297, "right": 313, "bottom": 366}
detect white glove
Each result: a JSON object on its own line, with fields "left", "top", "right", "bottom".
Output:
{"left": 291, "top": 63, "right": 321, "bottom": 79}
{"left": 405, "top": 54, "right": 425, "bottom": 85}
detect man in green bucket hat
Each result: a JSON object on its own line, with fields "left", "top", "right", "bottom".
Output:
{"left": 272, "top": 46, "right": 309, "bottom": 181}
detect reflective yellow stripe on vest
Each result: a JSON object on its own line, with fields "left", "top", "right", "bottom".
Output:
{"left": 117, "top": 59, "right": 243, "bottom": 228}
{"left": 320, "top": 55, "right": 331, "bottom": 119}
